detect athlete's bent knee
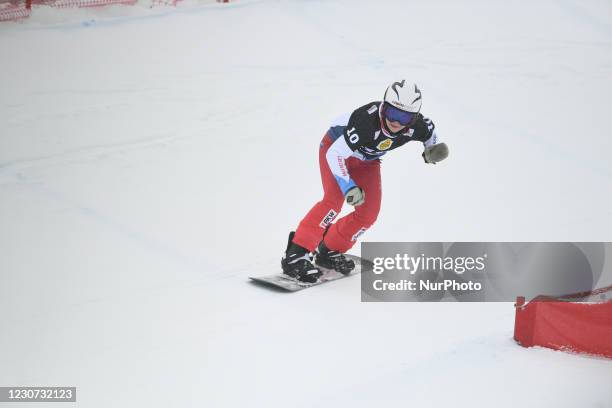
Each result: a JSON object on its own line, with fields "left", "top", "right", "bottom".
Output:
{"left": 354, "top": 208, "right": 379, "bottom": 227}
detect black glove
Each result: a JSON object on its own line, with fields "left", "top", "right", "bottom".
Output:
{"left": 423, "top": 142, "right": 449, "bottom": 164}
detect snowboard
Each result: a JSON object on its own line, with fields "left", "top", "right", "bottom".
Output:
{"left": 249, "top": 254, "right": 365, "bottom": 292}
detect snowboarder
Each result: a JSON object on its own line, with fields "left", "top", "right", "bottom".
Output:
{"left": 282, "top": 80, "right": 449, "bottom": 283}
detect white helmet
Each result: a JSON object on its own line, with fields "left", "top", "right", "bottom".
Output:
{"left": 383, "top": 80, "right": 422, "bottom": 113}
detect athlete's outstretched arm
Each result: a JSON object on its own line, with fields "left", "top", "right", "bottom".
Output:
{"left": 422, "top": 117, "right": 448, "bottom": 164}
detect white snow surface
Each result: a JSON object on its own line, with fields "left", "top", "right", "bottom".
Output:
{"left": 1, "top": 0, "right": 612, "bottom": 407}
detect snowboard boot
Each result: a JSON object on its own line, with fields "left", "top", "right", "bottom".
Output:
{"left": 281, "top": 232, "right": 322, "bottom": 283}
{"left": 315, "top": 241, "right": 355, "bottom": 275}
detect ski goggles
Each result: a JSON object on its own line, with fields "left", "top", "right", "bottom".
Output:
{"left": 382, "top": 102, "right": 416, "bottom": 126}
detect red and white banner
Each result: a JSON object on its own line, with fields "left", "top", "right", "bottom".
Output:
{"left": 514, "top": 286, "right": 612, "bottom": 358}
{"left": 0, "top": 1, "right": 31, "bottom": 21}
{"left": 1, "top": 0, "right": 229, "bottom": 21}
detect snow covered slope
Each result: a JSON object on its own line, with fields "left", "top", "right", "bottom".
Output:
{"left": 1, "top": 0, "right": 611, "bottom": 407}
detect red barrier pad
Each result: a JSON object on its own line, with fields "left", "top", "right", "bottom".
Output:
{"left": 514, "top": 286, "right": 612, "bottom": 358}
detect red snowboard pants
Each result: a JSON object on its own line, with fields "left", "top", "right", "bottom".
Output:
{"left": 292, "top": 133, "right": 382, "bottom": 253}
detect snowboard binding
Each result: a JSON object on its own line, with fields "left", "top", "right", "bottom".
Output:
{"left": 315, "top": 241, "right": 355, "bottom": 275}
{"left": 281, "top": 232, "right": 322, "bottom": 283}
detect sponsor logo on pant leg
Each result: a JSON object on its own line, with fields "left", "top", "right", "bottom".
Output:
{"left": 319, "top": 209, "right": 338, "bottom": 228}
{"left": 351, "top": 227, "right": 368, "bottom": 241}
